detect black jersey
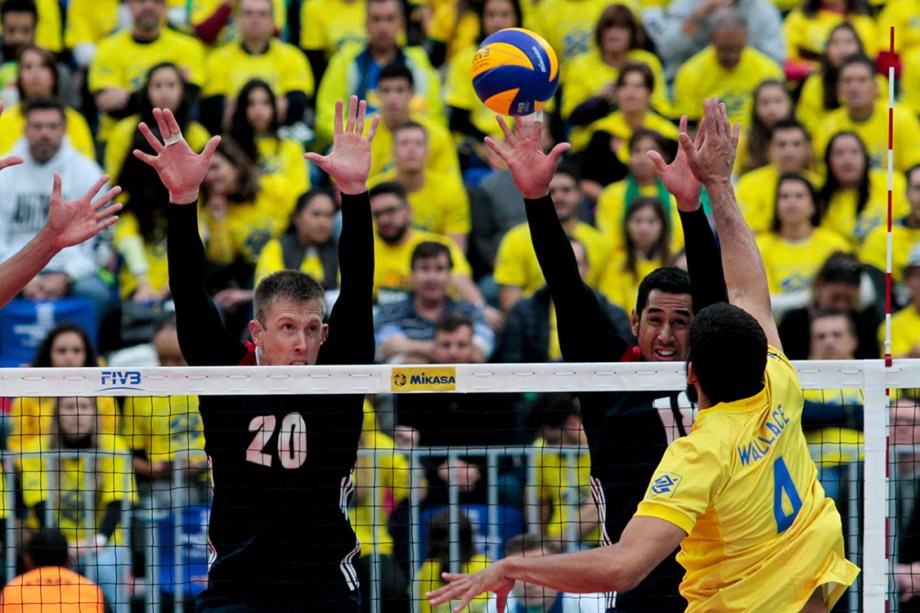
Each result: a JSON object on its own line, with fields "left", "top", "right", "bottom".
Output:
{"left": 167, "top": 193, "right": 374, "bottom": 607}
{"left": 523, "top": 195, "right": 725, "bottom": 612}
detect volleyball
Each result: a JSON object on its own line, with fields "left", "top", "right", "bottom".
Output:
{"left": 471, "top": 28, "right": 560, "bottom": 116}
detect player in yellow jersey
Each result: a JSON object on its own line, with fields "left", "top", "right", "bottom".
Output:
{"left": 428, "top": 98, "right": 859, "bottom": 613}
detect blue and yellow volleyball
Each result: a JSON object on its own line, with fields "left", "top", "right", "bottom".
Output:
{"left": 471, "top": 28, "right": 560, "bottom": 116}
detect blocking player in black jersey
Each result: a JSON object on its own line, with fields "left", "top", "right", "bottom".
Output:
{"left": 449, "top": 116, "right": 727, "bottom": 612}
{"left": 135, "top": 97, "right": 378, "bottom": 612}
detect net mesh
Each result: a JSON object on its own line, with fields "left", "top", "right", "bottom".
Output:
{"left": 0, "top": 361, "right": 915, "bottom": 613}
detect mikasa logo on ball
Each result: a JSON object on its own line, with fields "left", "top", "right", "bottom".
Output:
{"left": 532, "top": 46, "right": 546, "bottom": 73}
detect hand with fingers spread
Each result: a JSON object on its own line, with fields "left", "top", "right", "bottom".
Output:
{"left": 426, "top": 562, "right": 515, "bottom": 613}
{"left": 305, "top": 96, "right": 380, "bottom": 195}
{"left": 133, "top": 107, "right": 221, "bottom": 204}
{"left": 484, "top": 115, "right": 570, "bottom": 199}
{"left": 41, "top": 173, "right": 123, "bottom": 251}
{"left": 678, "top": 98, "right": 739, "bottom": 187}
{"left": 647, "top": 115, "right": 703, "bottom": 211}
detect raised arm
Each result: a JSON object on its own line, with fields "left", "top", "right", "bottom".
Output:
{"left": 305, "top": 97, "right": 379, "bottom": 365}
{"left": 0, "top": 173, "right": 122, "bottom": 309}
{"left": 649, "top": 115, "right": 728, "bottom": 312}
{"left": 680, "top": 98, "right": 781, "bottom": 349}
{"left": 484, "top": 116, "right": 629, "bottom": 362}
{"left": 133, "top": 108, "right": 243, "bottom": 366}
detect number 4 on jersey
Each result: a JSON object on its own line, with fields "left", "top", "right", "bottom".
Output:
{"left": 773, "top": 456, "right": 802, "bottom": 533}
{"left": 247, "top": 413, "right": 308, "bottom": 468}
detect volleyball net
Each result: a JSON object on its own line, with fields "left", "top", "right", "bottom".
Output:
{"left": 0, "top": 359, "right": 916, "bottom": 613}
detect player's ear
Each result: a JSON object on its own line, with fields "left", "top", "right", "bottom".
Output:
{"left": 322, "top": 323, "right": 329, "bottom": 343}
{"left": 631, "top": 309, "right": 640, "bottom": 338}
{"left": 249, "top": 319, "right": 264, "bottom": 346}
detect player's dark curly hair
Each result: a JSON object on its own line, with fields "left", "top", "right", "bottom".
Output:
{"left": 636, "top": 267, "right": 692, "bottom": 317}
{"left": 254, "top": 270, "right": 326, "bottom": 323}
{"left": 688, "top": 303, "right": 767, "bottom": 404}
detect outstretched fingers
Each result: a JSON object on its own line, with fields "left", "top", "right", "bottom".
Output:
{"left": 138, "top": 122, "right": 165, "bottom": 153}
{"left": 0, "top": 154, "right": 22, "bottom": 171}
{"left": 83, "top": 175, "right": 111, "bottom": 204}
{"left": 365, "top": 113, "right": 380, "bottom": 142}
{"left": 483, "top": 136, "right": 510, "bottom": 164}
{"left": 92, "top": 185, "right": 123, "bottom": 211}
{"left": 547, "top": 142, "right": 571, "bottom": 164}
{"left": 495, "top": 115, "right": 518, "bottom": 147}
{"left": 345, "top": 96, "right": 358, "bottom": 134}
{"left": 51, "top": 172, "right": 63, "bottom": 200}
{"left": 333, "top": 99, "right": 345, "bottom": 136}
{"left": 200, "top": 135, "right": 222, "bottom": 163}
{"left": 152, "top": 108, "right": 173, "bottom": 142}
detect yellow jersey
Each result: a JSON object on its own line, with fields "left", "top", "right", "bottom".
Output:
{"left": 202, "top": 174, "right": 296, "bottom": 265}
{"left": 876, "top": 0, "right": 920, "bottom": 56}
{"left": 65, "top": 0, "right": 118, "bottom": 49}
{"left": 88, "top": 29, "right": 207, "bottom": 141}
{"left": 783, "top": 10, "right": 877, "bottom": 67}
{"left": 8, "top": 397, "right": 121, "bottom": 453}
{"left": 597, "top": 251, "right": 664, "bottom": 312}
{"left": 802, "top": 389, "right": 863, "bottom": 466}
{"left": 898, "top": 46, "right": 920, "bottom": 117}
{"left": 20, "top": 434, "right": 137, "bottom": 545}
{"left": 635, "top": 348, "right": 860, "bottom": 612}
{"left": 122, "top": 396, "right": 207, "bottom": 466}
{"left": 736, "top": 166, "right": 823, "bottom": 234}
{"left": 256, "top": 136, "right": 309, "bottom": 199}
{"left": 494, "top": 221, "right": 610, "bottom": 296}
{"left": 374, "top": 229, "right": 472, "bottom": 303}
{"left": 820, "top": 169, "right": 908, "bottom": 245}
{"left": 531, "top": 0, "right": 638, "bottom": 68}
{"left": 860, "top": 220, "right": 920, "bottom": 282}
{"left": 202, "top": 39, "right": 315, "bottom": 100}
{"left": 299, "top": 0, "right": 367, "bottom": 58}
{"left": 113, "top": 212, "right": 170, "bottom": 299}
{"left": 370, "top": 169, "right": 470, "bottom": 236}
{"left": 532, "top": 438, "right": 602, "bottom": 545}
{"left": 796, "top": 72, "right": 888, "bottom": 136}
{"left": 369, "top": 114, "right": 461, "bottom": 182}
{"left": 756, "top": 228, "right": 852, "bottom": 295}
{"left": 190, "top": 0, "right": 287, "bottom": 46}
{"left": 415, "top": 554, "right": 490, "bottom": 613}
{"left": 594, "top": 178, "right": 684, "bottom": 252}
{"left": 814, "top": 100, "right": 920, "bottom": 173}
{"left": 673, "top": 46, "right": 783, "bottom": 129}
{"left": 254, "top": 237, "right": 337, "bottom": 287}
{"left": 427, "top": 3, "right": 480, "bottom": 63}
{"left": 0, "top": 104, "right": 95, "bottom": 161}
{"left": 881, "top": 304, "right": 920, "bottom": 358}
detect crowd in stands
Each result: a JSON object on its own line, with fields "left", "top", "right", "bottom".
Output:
{"left": 2, "top": 0, "right": 920, "bottom": 609}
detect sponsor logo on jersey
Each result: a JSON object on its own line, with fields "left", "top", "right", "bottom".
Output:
{"left": 649, "top": 472, "right": 683, "bottom": 497}
{"left": 390, "top": 367, "right": 457, "bottom": 391}
{"left": 98, "top": 370, "right": 144, "bottom": 392}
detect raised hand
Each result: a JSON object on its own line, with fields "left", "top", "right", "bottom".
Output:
{"left": 484, "top": 115, "right": 570, "bottom": 199}
{"left": 647, "top": 115, "right": 702, "bottom": 211}
{"left": 426, "top": 564, "right": 514, "bottom": 613}
{"left": 305, "top": 96, "right": 380, "bottom": 195}
{"left": 678, "top": 98, "right": 739, "bottom": 187}
{"left": 42, "top": 173, "right": 123, "bottom": 251}
{"left": 133, "top": 107, "right": 221, "bottom": 204}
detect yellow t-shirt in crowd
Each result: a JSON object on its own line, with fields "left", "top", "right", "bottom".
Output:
{"left": 374, "top": 229, "right": 472, "bottom": 304}
{"left": 202, "top": 174, "right": 296, "bottom": 265}
{"left": 65, "top": 0, "right": 118, "bottom": 49}
{"left": 860, "top": 220, "right": 920, "bottom": 282}
{"left": 315, "top": 42, "right": 445, "bottom": 148}
{"left": 561, "top": 48, "right": 671, "bottom": 122}
{"left": 369, "top": 115, "right": 461, "bottom": 182}
{"left": 577, "top": 110, "right": 679, "bottom": 157}
{"left": 598, "top": 251, "right": 663, "bottom": 311}
{"left": 820, "top": 170, "right": 909, "bottom": 245}
{"left": 532, "top": 438, "right": 602, "bottom": 545}
{"left": 353, "top": 411, "right": 410, "bottom": 557}
{"left": 881, "top": 304, "right": 920, "bottom": 358}
{"left": 370, "top": 170, "right": 470, "bottom": 236}
{"left": 494, "top": 221, "right": 610, "bottom": 296}
{"left": 254, "top": 237, "right": 337, "bottom": 287}
{"left": 202, "top": 39, "right": 315, "bottom": 100}
{"left": 415, "top": 555, "right": 491, "bottom": 613}
{"left": 530, "top": 0, "right": 638, "bottom": 68}
{"left": 757, "top": 228, "right": 852, "bottom": 295}
{"left": 299, "top": 0, "right": 367, "bottom": 57}
{"left": 256, "top": 136, "right": 309, "bottom": 199}
{"left": 796, "top": 72, "right": 888, "bottom": 136}
{"left": 736, "top": 166, "right": 823, "bottom": 234}
{"left": 783, "top": 10, "right": 877, "bottom": 67}
{"left": 0, "top": 104, "right": 95, "bottom": 161}
{"left": 898, "top": 46, "right": 920, "bottom": 118}
{"left": 635, "top": 348, "right": 860, "bottom": 612}
{"left": 427, "top": 3, "right": 479, "bottom": 62}
{"left": 876, "top": 0, "right": 920, "bottom": 56}
{"left": 20, "top": 434, "right": 137, "bottom": 545}
{"left": 88, "top": 29, "right": 207, "bottom": 140}
{"left": 595, "top": 179, "right": 684, "bottom": 253}
{"left": 802, "top": 389, "right": 864, "bottom": 467}
{"left": 7, "top": 0, "right": 63, "bottom": 52}
{"left": 444, "top": 46, "right": 504, "bottom": 141}
{"left": 190, "top": 0, "right": 287, "bottom": 45}
{"left": 673, "top": 46, "right": 783, "bottom": 129}
{"left": 113, "top": 212, "right": 170, "bottom": 299}
{"left": 814, "top": 100, "right": 920, "bottom": 173}
{"left": 8, "top": 397, "right": 121, "bottom": 453}
{"left": 122, "top": 396, "right": 207, "bottom": 466}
